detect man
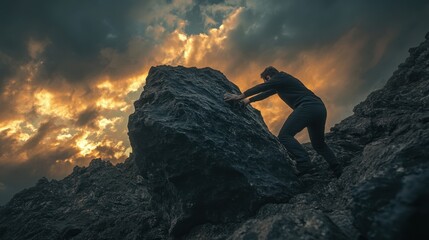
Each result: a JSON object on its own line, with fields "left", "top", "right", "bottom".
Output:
{"left": 224, "top": 66, "right": 342, "bottom": 177}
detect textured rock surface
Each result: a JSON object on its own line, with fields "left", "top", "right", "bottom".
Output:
{"left": 341, "top": 33, "right": 429, "bottom": 239}
{"left": 227, "top": 203, "right": 348, "bottom": 240}
{"left": 0, "top": 33, "right": 428, "bottom": 240}
{"left": 0, "top": 158, "right": 165, "bottom": 240}
{"left": 127, "top": 65, "right": 301, "bottom": 236}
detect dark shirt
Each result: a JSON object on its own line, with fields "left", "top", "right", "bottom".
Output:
{"left": 243, "top": 71, "right": 323, "bottom": 109}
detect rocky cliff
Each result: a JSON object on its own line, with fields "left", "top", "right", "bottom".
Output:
{"left": 0, "top": 33, "right": 428, "bottom": 240}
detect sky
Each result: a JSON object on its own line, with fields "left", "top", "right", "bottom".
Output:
{"left": 0, "top": 0, "right": 428, "bottom": 205}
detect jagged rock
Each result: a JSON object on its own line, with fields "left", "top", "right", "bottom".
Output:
{"left": 308, "top": 32, "right": 429, "bottom": 239}
{"left": 128, "top": 65, "right": 301, "bottom": 236}
{"left": 228, "top": 203, "right": 348, "bottom": 240}
{"left": 0, "top": 158, "right": 164, "bottom": 240}
{"left": 341, "top": 34, "right": 429, "bottom": 239}
{"left": 353, "top": 170, "right": 429, "bottom": 240}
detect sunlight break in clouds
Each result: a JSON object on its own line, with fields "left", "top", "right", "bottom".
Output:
{"left": 147, "top": 7, "right": 243, "bottom": 66}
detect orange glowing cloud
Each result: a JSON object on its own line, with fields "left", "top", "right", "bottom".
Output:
{"left": 0, "top": 56, "right": 148, "bottom": 177}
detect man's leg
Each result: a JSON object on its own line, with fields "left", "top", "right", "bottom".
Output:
{"left": 307, "top": 104, "right": 342, "bottom": 177}
{"left": 278, "top": 107, "right": 313, "bottom": 173}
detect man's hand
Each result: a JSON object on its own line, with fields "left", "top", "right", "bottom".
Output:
{"left": 240, "top": 98, "right": 250, "bottom": 105}
{"left": 223, "top": 92, "right": 244, "bottom": 102}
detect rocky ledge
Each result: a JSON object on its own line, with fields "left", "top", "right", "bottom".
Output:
{"left": 0, "top": 33, "right": 428, "bottom": 240}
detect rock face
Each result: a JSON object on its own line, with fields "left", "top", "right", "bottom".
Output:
{"left": 127, "top": 66, "right": 301, "bottom": 236}
{"left": 0, "top": 158, "right": 165, "bottom": 240}
{"left": 337, "top": 34, "right": 429, "bottom": 239}
{"left": 0, "top": 33, "right": 428, "bottom": 240}
{"left": 228, "top": 203, "right": 348, "bottom": 240}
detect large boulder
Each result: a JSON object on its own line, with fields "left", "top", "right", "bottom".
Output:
{"left": 127, "top": 66, "right": 301, "bottom": 236}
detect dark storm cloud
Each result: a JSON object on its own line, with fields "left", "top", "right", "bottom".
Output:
{"left": 231, "top": 0, "right": 428, "bottom": 56}
{"left": 95, "top": 145, "right": 116, "bottom": 158}
{"left": 184, "top": 0, "right": 226, "bottom": 34}
{"left": 21, "top": 120, "right": 59, "bottom": 150}
{"left": 0, "top": 130, "right": 18, "bottom": 159}
{"left": 227, "top": 0, "right": 429, "bottom": 103}
{"left": 76, "top": 107, "right": 100, "bottom": 128}
{"left": 0, "top": 0, "right": 152, "bottom": 85}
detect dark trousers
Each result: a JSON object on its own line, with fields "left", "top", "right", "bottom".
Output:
{"left": 278, "top": 101, "right": 337, "bottom": 166}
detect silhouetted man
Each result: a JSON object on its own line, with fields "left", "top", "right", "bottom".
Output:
{"left": 224, "top": 66, "right": 342, "bottom": 177}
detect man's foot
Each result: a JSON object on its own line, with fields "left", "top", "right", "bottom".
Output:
{"left": 295, "top": 161, "right": 317, "bottom": 176}
{"left": 329, "top": 163, "right": 343, "bottom": 178}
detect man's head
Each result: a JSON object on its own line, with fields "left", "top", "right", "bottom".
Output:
{"left": 260, "top": 66, "right": 279, "bottom": 82}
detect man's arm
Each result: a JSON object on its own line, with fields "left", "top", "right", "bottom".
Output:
{"left": 243, "top": 77, "right": 284, "bottom": 98}
{"left": 249, "top": 89, "right": 277, "bottom": 103}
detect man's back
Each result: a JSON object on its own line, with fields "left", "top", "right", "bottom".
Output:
{"left": 243, "top": 72, "right": 323, "bottom": 109}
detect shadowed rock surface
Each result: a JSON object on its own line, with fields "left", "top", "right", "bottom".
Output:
{"left": 0, "top": 33, "right": 428, "bottom": 240}
{"left": 0, "top": 158, "right": 165, "bottom": 239}
{"left": 127, "top": 65, "right": 302, "bottom": 236}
